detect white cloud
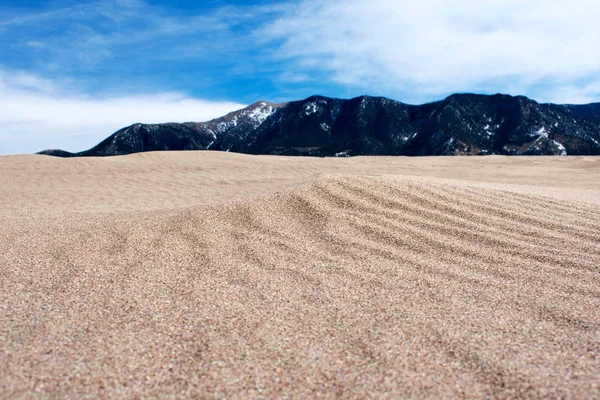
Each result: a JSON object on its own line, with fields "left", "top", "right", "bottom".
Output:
{"left": 261, "top": 0, "right": 600, "bottom": 104}
{"left": 546, "top": 80, "right": 600, "bottom": 105}
{"left": 0, "top": 70, "right": 244, "bottom": 155}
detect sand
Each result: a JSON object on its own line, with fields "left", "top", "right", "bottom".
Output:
{"left": 0, "top": 152, "right": 599, "bottom": 398}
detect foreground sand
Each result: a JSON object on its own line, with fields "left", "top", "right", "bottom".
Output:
{"left": 1, "top": 152, "right": 599, "bottom": 398}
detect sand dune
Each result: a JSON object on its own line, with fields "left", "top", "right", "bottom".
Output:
{"left": 1, "top": 153, "right": 599, "bottom": 398}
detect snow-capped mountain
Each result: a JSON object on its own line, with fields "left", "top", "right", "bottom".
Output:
{"left": 39, "top": 94, "right": 600, "bottom": 157}
{"left": 39, "top": 101, "right": 283, "bottom": 158}
{"left": 186, "top": 101, "right": 281, "bottom": 152}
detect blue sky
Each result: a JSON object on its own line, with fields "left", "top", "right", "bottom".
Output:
{"left": 1, "top": 0, "right": 600, "bottom": 154}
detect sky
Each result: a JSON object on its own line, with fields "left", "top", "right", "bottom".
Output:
{"left": 1, "top": 0, "right": 599, "bottom": 155}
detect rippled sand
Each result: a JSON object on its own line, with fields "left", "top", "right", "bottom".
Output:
{"left": 1, "top": 153, "right": 599, "bottom": 398}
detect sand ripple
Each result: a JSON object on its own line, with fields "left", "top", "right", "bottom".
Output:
{"left": 1, "top": 154, "right": 599, "bottom": 398}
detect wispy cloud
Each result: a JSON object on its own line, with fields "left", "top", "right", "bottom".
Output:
{"left": 260, "top": 0, "right": 600, "bottom": 104}
{"left": 0, "top": 70, "right": 244, "bottom": 155}
{"left": 0, "top": 0, "right": 288, "bottom": 97}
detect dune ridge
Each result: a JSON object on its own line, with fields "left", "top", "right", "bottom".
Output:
{"left": 1, "top": 153, "right": 599, "bottom": 398}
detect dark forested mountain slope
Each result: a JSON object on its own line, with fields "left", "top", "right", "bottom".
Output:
{"left": 39, "top": 94, "right": 600, "bottom": 157}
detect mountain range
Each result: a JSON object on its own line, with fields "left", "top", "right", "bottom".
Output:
{"left": 38, "top": 93, "right": 600, "bottom": 157}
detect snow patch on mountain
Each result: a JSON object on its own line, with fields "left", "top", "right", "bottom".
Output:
{"left": 536, "top": 126, "right": 549, "bottom": 138}
{"left": 304, "top": 102, "right": 319, "bottom": 116}
{"left": 217, "top": 122, "right": 230, "bottom": 133}
{"left": 484, "top": 124, "right": 493, "bottom": 136}
{"left": 247, "top": 103, "right": 276, "bottom": 126}
{"left": 552, "top": 140, "right": 567, "bottom": 156}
